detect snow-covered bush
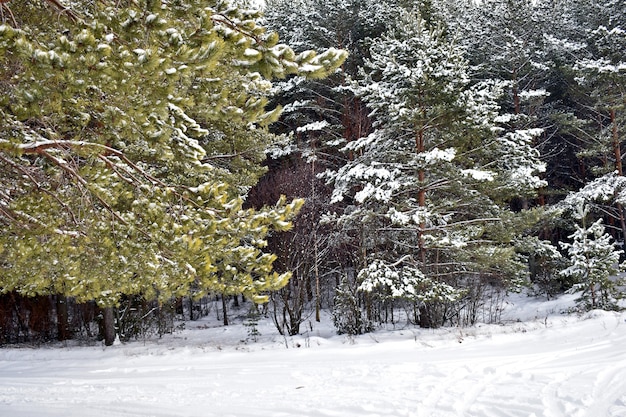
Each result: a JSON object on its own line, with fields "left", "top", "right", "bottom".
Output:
{"left": 332, "top": 275, "right": 371, "bottom": 335}
{"left": 517, "top": 237, "right": 569, "bottom": 299}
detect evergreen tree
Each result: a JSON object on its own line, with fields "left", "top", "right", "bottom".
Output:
{"left": 326, "top": 6, "right": 544, "bottom": 327}
{"left": 571, "top": 4, "right": 626, "bottom": 238}
{"left": 0, "top": 0, "right": 346, "bottom": 343}
{"left": 560, "top": 206, "right": 625, "bottom": 310}
{"left": 516, "top": 237, "right": 567, "bottom": 298}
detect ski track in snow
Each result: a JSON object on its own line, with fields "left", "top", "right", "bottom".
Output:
{"left": 0, "top": 306, "right": 625, "bottom": 417}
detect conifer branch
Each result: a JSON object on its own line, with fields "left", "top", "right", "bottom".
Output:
{"left": 37, "top": 149, "right": 157, "bottom": 241}
{"left": 0, "top": 153, "right": 81, "bottom": 227}
{"left": 211, "top": 13, "right": 262, "bottom": 45}
{"left": 15, "top": 139, "right": 167, "bottom": 187}
{"left": 10, "top": 139, "right": 217, "bottom": 213}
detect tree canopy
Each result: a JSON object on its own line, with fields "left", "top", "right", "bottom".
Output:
{"left": 0, "top": 0, "right": 347, "bottom": 307}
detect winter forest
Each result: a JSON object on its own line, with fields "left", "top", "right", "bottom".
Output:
{"left": 0, "top": 0, "right": 625, "bottom": 347}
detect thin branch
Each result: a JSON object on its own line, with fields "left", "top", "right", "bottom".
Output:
{"left": 98, "top": 154, "right": 142, "bottom": 186}
{"left": 43, "top": 0, "right": 79, "bottom": 22}
{"left": 0, "top": 3, "right": 18, "bottom": 27}
{"left": 40, "top": 149, "right": 140, "bottom": 236}
{"left": 16, "top": 139, "right": 170, "bottom": 188}
{"left": 0, "top": 153, "right": 81, "bottom": 225}
{"left": 211, "top": 13, "right": 262, "bottom": 45}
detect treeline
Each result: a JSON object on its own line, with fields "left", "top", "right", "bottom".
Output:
{"left": 0, "top": 0, "right": 624, "bottom": 345}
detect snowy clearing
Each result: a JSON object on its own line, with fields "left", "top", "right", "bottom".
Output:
{"left": 1, "top": 294, "right": 625, "bottom": 417}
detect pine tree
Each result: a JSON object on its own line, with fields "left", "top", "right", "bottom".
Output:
{"left": 560, "top": 206, "right": 625, "bottom": 310}
{"left": 0, "top": 0, "right": 346, "bottom": 343}
{"left": 326, "top": 6, "right": 544, "bottom": 327}
{"left": 516, "top": 237, "right": 567, "bottom": 298}
{"left": 572, "top": 4, "right": 626, "bottom": 238}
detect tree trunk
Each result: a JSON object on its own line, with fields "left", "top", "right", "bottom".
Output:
{"left": 418, "top": 304, "right": 433, "bottom": 328}
{"left": 611, "top": 108, "right": 622, "bottom": 176}
{"left": 416, "top": 128, "right": 427, "bottom": 265}
{"left": 102, "top": 307, "right": 116, "bottom": 346}
{"left": 590, "top": 283, "right": 597, "bottom": 309}
{"left": 610, "top": 108, "right": 626, "bottom": 240}
{"left": 56, "top": 294, "right": 70, "bottom": 341}
{"left": 312, "top": 155, "right": 321, "bottom": 322}
{"left": 513, "top": 83, "right": 520, "bottom": 116}
{"left": 416, "top": 126, "right": 429, "bottom": 328}
{"left": 222, "top": 295, "right": 228, "bottom": 326}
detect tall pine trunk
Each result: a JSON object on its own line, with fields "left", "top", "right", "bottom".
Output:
{"left": 416, "top": 128, "right": 427, "bottom": 265}
{"left": 416, "top": 124, "right": 431, "bottom": 329}
{"left": 312, "top": 151, "right": 321, "bottom": 322}
{"left": 56, "top": 294, "right": 70, "bottom": 341}
{"left": 102, "top": 307, "right": 116, "bottom": 346}
{"left": 222, "top": 295, "right": 228, "bottom": 326}
{"left": 610, "top": 108, "right": 626, "bottom": 240}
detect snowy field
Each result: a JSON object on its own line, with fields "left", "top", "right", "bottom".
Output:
{"left": 1, "top": 293, "right": 625, "bottom": 417}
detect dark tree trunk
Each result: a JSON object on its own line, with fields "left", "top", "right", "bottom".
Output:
{"left": 611, "top": 108, "right": 622, "bottom": 176}
{"left": 222, "top": 296, "right": 228, "bottom": 326}
{"left": 609, "top": 108, "right": 626, "bottom": 241}
{"left": 102, "top": 307, "right": 116, "bottom": 346}
{"left": 416, "top": 128, "right": 427, "bottom": 265}
{"left": 56, "top": 295, "right": 70, "bottom": 341}
{"left": 419, "top": 304, "right": 433, "bottom": 328}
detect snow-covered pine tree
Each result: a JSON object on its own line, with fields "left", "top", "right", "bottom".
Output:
{"left": 560, "top": 206, "right": 625, "bottom": 310}
{"left": 442, "top": 0, "right": 558, "bottom": 206}
{"left": 516, "top": 237, "right": 567, "bottom": 298}
{"left": 0, "top": 0, "right": 346, "bottom": 343}
{"left": 326, "top": 5, "right": 545, "bottom": 327}
{"left": 572, "top": 5, "right": 626, "bottom": 238}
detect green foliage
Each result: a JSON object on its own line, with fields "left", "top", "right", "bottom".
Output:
{"left": 560, "top": 207, "right": 625, "bottom": 310}
{"left": 516, "top": 236, "right": 568, "bottom": 298}
{"left": 328, "top": 6, "right": 542, "bottom": 310}
{"left": 0, "top": 0, "right": 346, "bottom": 307}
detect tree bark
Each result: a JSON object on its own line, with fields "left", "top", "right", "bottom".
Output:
{"left": 418, "top": 304, "right": 433, "bottom": 328}
{"left": 416, "top": 128, "right": 427, "bottom": 265}
{"left": 56, "top": 294, "right": 70, "bottom": 341}
{"left": 102, "top": 307, "right": 116, "bottom": 346}
{"left": 222, "top": 295, "right": 228, "bottom": 326}
{"left": 610, "top": 108, "right": 626, "bottom": 241}
{"left": 312, "top": 152, "right": 321, "bottom": 322}
{"left": 611, "top": 108, "right": 622, "bottom": 176}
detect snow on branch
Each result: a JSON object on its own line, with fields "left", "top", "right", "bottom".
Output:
{"left": 558, "top": 171, "right": 626, "bottom": 214}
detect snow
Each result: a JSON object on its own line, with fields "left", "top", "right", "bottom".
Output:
{"left": 1, "top": 294, "right": 626, "bottom": 417}
{"left": 519, "top": 89, "right": 550, "bottom": 100}
{"left": 421, "top": 147, "right": 456, "bottom": 164}
{"left": 295, "top": 120, "right": 330, "bottom": 132}
{"left": 461, "top": 169, "right": 495, "bottom": 181}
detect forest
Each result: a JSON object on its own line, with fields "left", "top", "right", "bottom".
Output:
{"left": 0, "top": 0, "right": 624, "bottom": 346}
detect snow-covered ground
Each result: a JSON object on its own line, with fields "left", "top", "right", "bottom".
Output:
{"left": 1, "top": 293, "right": 625, "bottom": 417}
